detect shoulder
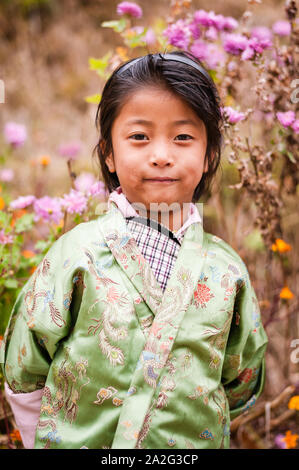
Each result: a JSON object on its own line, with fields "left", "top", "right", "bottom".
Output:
{"left": 44, "top": 217, "right": 104, "bottom": 262}
{"left": 203, "top": 231, "right": 251, "bottom": 284}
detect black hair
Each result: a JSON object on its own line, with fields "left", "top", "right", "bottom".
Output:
{"left": 93, "top": 50, "right": 223, "bottom": 203}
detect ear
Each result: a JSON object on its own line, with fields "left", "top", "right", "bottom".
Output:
{"left": 105, "top": 152, "right": 116, "bottom": 173}
{"left": 203, "top": 155, "right": 209, "bottom": 174}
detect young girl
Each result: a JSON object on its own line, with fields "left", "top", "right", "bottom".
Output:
{"left": 0, "top": 51, "right": 268, "bottom": 450}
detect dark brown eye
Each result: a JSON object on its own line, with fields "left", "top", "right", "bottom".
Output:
{"left": 175, "top": 134, "right": 193, "bottom": 141}
{"left": 129, "top": 134, "right": 148, "bottom": 140}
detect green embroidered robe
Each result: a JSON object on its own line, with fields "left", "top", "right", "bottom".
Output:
{"left": 0, "top": 202, "right": 268, "bottom": 449}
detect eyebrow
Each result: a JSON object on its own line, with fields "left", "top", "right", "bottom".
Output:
{"left": 124, "top": 119, "right": 198, "bottom": 127}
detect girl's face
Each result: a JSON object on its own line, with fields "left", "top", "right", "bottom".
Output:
{"left": 105, "top": 86, "right": 209, "bottom": 213}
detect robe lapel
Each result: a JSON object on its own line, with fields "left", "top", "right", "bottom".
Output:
{"left": 98, "top": 202, "right": 208, "bottom": 449}
{"left": 98, "top": 201, "right": 164, "bottom": 331}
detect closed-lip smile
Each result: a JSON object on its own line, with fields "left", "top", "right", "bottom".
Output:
{"left": 145, "top": 177, "right": 178, "bottom": 181}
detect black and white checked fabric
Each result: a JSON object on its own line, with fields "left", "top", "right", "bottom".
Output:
{"left": 125, "top": 216, "right": 184, "bottom": 293}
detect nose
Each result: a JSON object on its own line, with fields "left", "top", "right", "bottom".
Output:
{"left": 149, "top": 141, "right": 174, "bottom": 167}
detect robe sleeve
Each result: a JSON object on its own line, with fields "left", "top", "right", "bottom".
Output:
{"left": 0, "top": 232, "right": 83, "bottom": 395}
{"left": 221, "top": 271, "right": 268, "bottom": 421}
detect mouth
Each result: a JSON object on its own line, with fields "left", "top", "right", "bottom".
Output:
{"left": 144, "top": 178, "right": 178, "bottom": 183}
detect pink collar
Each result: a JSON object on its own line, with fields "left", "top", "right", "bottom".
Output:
{"left": 107, "top": 186, "right": 202, "bottom": 238}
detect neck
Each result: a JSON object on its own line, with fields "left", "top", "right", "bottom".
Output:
{"left": 134, "top": 203, "right": 191, "bottom": 232}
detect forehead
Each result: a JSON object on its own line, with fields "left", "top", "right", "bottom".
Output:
{"left": 114, "top": 86, "right": 205, "bottom": 129}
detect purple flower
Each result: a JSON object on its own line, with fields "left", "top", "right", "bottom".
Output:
{"left": 193, "top": 10, "right": 213, "bottom": 27}
{"left": 193, "top": 10, "right": 238, "bottom": 31}
{"left": 241, "top": 47, "right": 255, "bottom": 61}
{"left": 241, "top": 36, "right": 272, "bottom": 60}
{"left": 60, "top": 189, "right": 88, "bottom": 215}
{"left": 4, "top": 122, "right": 27, "bottom": 148}
{"left": 33, "top": 196, "right": 64, "bottom": 224}
{"left": 189, "top": 20, "right": 201, "bottom": 40}
{"left": 272, "top": 20, "right": 291, "bottom": 36}
{"left": 116, "top": 1, "right": 142, "bottom": 18}
{"left": 205, "top": 26, "right": 218, "bottom": 41}
{"left": 221, "top": 106, "right": 246, "bottom": 124}
{"left": 190, "top": 40, "right": 208, "bottom": 61}
{"left": 276, "top": 110, "right": 295, "bottom": 127}
{"left": 205, "top": 44, "right": 225, "bottom": 69}
{"left": 291, "top": 119, "right": 299, "bottom": 134}
{"left": 222, "top": 16, "right": 238, "bottom": 32}
{"left": 0, "top": 168, "right": 14, "bottom": 182}
{"left": 58, "top": 142, "right": 81, "bottom": 160}
{"left": 10, "top": 195, "right": 36, "bottom": 210}
{"left": 274, "top": 434, "right": 287, "bottom": 449}
{"left": 74, "top": 172, "right": 96, "bottom": 194}
{"left": 87, "top": 181, "right": 107, "bottom": 198}
{"left": 145, "top": 27, "right": 156, "bottom": 45}
{"left": 163, "top": 19, "right": 191, "bottom": 49}
{"left": 0, "top": 229, "right": 14, "bottom": 245}
{"left": 251, "top": 26, "right": 273, "bottom": 42}
{"left": 222, "top": 33, "right": 249, "bottom": 55}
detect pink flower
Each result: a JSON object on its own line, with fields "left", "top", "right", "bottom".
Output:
{"left": 205, "top": 44, "right": 225, "bottom": 69}
{"left": 221, "top": 106, "right": 246, "bottom": 124}
{"left": 272, "top": 20, "right": 291, "bottom": 36}
{"left": 276, "top": 111, "right": 295, "bottom": 127}
{"left": 190, "top": 40, "right": 208, "bottom": 61}
{"left": 163, "top": 19, "right": 191, "bottom": 49}
{"left": 60, "top": 189, "right": 88, "bottom": 215}
{"left": 241, "top": 37, "right": 272, "bottom": 60}
{"left": 58, "top": 142, "right": 81, "bottom": 160}
{"left": 87, "top": 181, "right": 107, "bottom": 198}
{"left": 33, "top": 196, "right": 64, "bottom": 224}
{"left": 241, "top": 47, "right": 255, "bottom": 61}
{"left": 193, "top": 10, "right": 238, "bottom": 31}
{"left": 74, "top": 172, "right": 96, "bottom": 194}
{"left": 193, "top": 9, "right": 213, "bottom": 27}
{"left": 291, "top": 119, "right": 299, "bottom": 134}
{"left": 222, "top": 16, "right": 238, "bottom": 32}
{"left": 222, "top": 33, "right": 249, "bottom": 55}
{"left": 189, "top": 20, "right": 201, "bottom": 40}
{"left": 144, "top": 28, "right": 156, "bottom": 45}
{"left": 205, "top": 26, "right": 218, "bottom": 41}
{"left": 10, "top": 195, "right": 36, "bottom": 210}
{"left": 0, "top": 168, "right": 14, "bottom": 182}
{"left": 274, "top": 434, "right": 287, "bottom": 449}
{"left": 0, "top": 229, "right": 14, "bottom": 245}
{"left": 116, "top": 1, "right": 142, "bottom": 18}
{"left": 251, "top": 26, "right": 273, "bottom": 42}
{"left": 4, "top": 122, "right": 27, "bottom": 148}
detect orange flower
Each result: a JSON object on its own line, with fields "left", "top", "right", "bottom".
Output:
{"left": 10, "top": 209, "right": 27, "bottom": 227}
{"left": 39, "top": 155, "right": 51, "bottom": 166}
{"left": 279, "top": 286, "right": 294, "bottom": 300}
{"left": 116, "top": 47, "right": 129, "bottom": 61}
{"left": 10, "top": 429, "right": 22, "bottom": 442}
{"left": 288, "top": 395, "right": 299, "bottom": 411}
{"left": 22, "top": 250, "right": 35, "bottom": 259}
{"left": 29, "top": 266, "right": 37, "bottom": 274}
{"left": 282, "top": 430, "right": 299, "bottom": 449}
{"left": 53, "top": 218, "right": 64, "bottom": 229}
{"left": 0, "top": 196, "right": 5, "bottom": 210}
{"left": 272, "top": 238, "right": 291, "bottom": 253}
{"left": 0, "top": 335, "right": 3, "bottom": 341}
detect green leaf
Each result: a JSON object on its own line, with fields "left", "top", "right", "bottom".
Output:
{"left": 101, "top": 18, "right": 127, "bottom": 33}
{"left": 286, "top": 151, "right": 296, "bottom": 164}
{"left": 89, "top": 51, "right": 112, "bottom": 78}
{"left": 14, "top": 213, "right": 35, "bottom": 234}
{"left": 243, "top": 229, "right": 265, "bottom": 252}
{"left": 85, "top": 94, "right": 102, "bottom": 104}
{"left": 0, "top": 211, "right": 10, "bottom": 229}
{"left": 3, "top": 279, "right": 18, "bottom": 289}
